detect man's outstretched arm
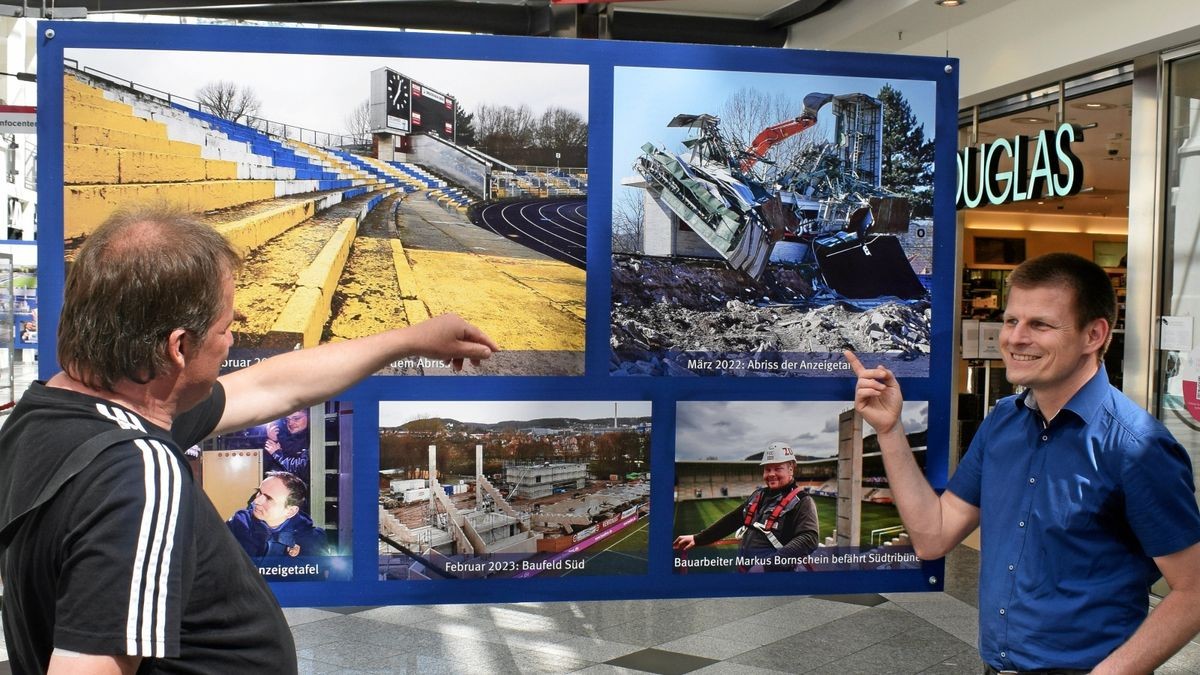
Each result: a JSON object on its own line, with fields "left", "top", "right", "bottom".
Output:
{"left": 214, "top": 314, "right": 498, "bottom": 436}
{"left": 845, "top": 350, "right": 979, "bottom": 559}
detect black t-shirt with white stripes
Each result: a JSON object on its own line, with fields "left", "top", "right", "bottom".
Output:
{"left": 0, "top": 382, "right": 296, "bottom": 674}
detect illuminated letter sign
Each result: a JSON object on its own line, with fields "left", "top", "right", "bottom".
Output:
{"left": 956, "top": 122, "right": 1083, "bottom": 209}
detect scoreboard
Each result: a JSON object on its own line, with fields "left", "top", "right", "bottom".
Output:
{"left": 370, "top": 67, "right": 455, "bottom": 142}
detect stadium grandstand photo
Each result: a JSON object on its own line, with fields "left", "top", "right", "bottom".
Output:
{"left": 378, "top": 401, "right": 650, "bottom": 580}
{"left": 673, "top": 400, "right": 925, "bottom": 574}
{"left": 61, "top": 48, "right": 588, "bottom": 375}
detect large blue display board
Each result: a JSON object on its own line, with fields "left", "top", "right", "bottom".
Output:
{"left": 38, "top": 20, "right": 958, "bottom": 607}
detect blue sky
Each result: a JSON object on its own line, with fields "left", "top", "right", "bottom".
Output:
{"left": 612, "top": 65, "right": 937, "bottom": 198}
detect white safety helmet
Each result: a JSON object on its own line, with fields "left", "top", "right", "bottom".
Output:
{"left": 759, "top": 442, "right": 795, "bottom": 465}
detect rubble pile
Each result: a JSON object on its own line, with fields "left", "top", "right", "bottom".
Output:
{"left": 610, "top": 255, "right": 931, "bottom": 376}
{"left": 611, "top": 255, "right": 814, "bottom": 310}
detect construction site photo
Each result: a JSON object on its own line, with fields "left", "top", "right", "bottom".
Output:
{"left": 611, "top": 66, "right": 936, "bottom": 378}
{"left": 378, "top": 401, "right": 651, "bottom": 580}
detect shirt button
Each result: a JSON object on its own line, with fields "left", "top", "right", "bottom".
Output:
{"left": 1041, "top": 435, "right": 1048, "bottom": 441}
{"left": 1008, "top": 564, "right": 1015, "bottom": 571}
{"left": 999, "top": 608, "right": 1006, "bottom": 615}
{"left": 1019, "top": 521, "right": 1025, "bottom": 527}
{"left": 1001, "top": 651, "right": 1007, "bottom": 658}
{"left": 1028, "top": 477, "right": 1036, "bottom": 484}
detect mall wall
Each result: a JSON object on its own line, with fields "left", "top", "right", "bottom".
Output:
{"left": 790, "top": 0, "right": 1200, "bottom": 105}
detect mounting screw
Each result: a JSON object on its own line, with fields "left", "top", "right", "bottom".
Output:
{"left": 44, "top": 29, "right": 55, "bottom": 39}
{"left": 928, "top": 575, "right": 938, "bottom": 585}
{"left": 944, "top": 64, "right": 953, "bottom": 74}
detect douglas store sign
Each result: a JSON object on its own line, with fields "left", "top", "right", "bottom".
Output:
{"left": 957, "top": 122, "right": 1084, "bottom": 209}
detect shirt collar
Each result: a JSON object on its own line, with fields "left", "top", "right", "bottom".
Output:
{"left": 1017, "top": 366, "right": 1109, "bottom": 424}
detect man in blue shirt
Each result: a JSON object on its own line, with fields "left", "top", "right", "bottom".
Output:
{"left": 847, "top": 252, "right": 1200, "bottom": 673}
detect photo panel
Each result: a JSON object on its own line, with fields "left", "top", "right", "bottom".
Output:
{"left": 63, "top": 48, "right": 588, "bottom": 376}
{"left": 378, "top": 401, "right": 651, "bottom": 580}
{"left": 611, "top": 66, "right": 936, "bottom": 378}
{"left": 673, "top": 400, "right": 927, "bottom": 574}
{"left": 43, "top": 21, "right": 957, "bottom": 604}
{"left": 197, "top": 400, "right": 353, "bottom": 582}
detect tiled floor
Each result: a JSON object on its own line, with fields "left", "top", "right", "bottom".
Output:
{"left": 7, "top": 546, "right": 1197, "bottom": 673}
{"left": 277, "top": 545, "right": 1200, "bottom": 674}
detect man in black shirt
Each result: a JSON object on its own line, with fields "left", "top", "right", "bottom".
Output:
{"left": 673, "top": 442, "right": 819, "bottom": 571}
{"left": 0, "top": 204, "right": 498, "bottom": 674}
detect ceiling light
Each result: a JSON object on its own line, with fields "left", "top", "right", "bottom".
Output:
{"left": 1069, "top": 101, "right": 1115, "bottom": 110}
{"left": 936, "top": 0, "right": 965, "bottom": 6}
{"left": 1014, "top": 116, "right": 1050, "bottom": 124}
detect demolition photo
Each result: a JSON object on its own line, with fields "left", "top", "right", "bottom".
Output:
{"left": 611, "top": 66, "right": 936, "bottom": 377}
{"left": 672, "top": 400, "right": 926, "bottom": 574}
{"left": 378, "top": 401, "right": 651, "bottom": 580}
{"left": 63, "top": 47, "right": 587, "bottom": 376}
{"left": 192, "top": 401, "right": 352, "bottom": 582}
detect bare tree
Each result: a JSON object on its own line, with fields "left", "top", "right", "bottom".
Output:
{"left": 534, "top": 107, "right": 588, "bottom": 165}
{"left": 343, "top": 98, "right": 372, "bottom": 141}
{"left": 612, "top": 186, "right": 645, "bottom": 254}
{"left": 195, "top": 81, "right": 262, "bottom": 125}
{"left": 475, "top": 103, "right": 538, "bottom": 162}
{"left": 719, "top": 87, "right": 828, "bottom": 183}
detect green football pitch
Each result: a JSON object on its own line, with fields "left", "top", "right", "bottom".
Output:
{"left": 546, "top": 516, "right": 650, "bottom": 577}
{"left": 673, "top": 496, "right": 903, "bottom": 549}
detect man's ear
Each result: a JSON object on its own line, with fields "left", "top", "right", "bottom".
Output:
{"left": 284, "top": 504, "right": 300, "bottom": 521}
{"left": 167, "top": 328, "right": 190, "bottom": 368}
{"left": 1084, "top": 318, "right": 1111, "bottom": 355}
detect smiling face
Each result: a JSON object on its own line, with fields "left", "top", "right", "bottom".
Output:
{"left": 1000, "top": 283, "right": 1107, "bottom": 411}
{"left": 762, "top": 461, "right": 796, "bottom": 490}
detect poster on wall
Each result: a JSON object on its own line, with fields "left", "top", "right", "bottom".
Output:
{"left": 39, "top": 20, "right": 955, "bottom": 606}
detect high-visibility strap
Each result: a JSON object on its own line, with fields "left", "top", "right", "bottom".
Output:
{"left": 762, "top": 484, "right": 807, "bottom": 532}
{"left": 743, "top": 489, "right": 765, "bottom": 528}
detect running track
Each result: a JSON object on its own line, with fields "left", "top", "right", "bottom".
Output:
{"left": 471, "top": 198, "right": 586, "bottom": 269}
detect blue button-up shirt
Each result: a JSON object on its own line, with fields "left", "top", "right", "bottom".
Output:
{"left": 947, "top": 368, "right": 1200, "bottom": 670}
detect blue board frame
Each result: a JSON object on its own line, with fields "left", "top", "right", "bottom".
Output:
{"left": 37, "top": 20, "right": 959, "bottom": 607}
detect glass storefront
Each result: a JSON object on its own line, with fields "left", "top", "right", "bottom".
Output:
{"left": 1159, "top": 50, "right": 1200, "bottom": 478}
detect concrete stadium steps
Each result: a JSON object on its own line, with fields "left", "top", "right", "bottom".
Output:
{"left": 207, "top": 185, "right": 387, "bottom": 252}
{"left": 323, "top": 149, "right": 415, "bottom": 190}
{"left": 425, "top": 187, "right": 476, "bottom": 214}
{"left": 65, "top": 76, "right": 284, "bottom": 175}
{"left": 173, "top": 105, "right": 344, "bottom": 182}
{"left": 232, "top": 189, "right": 398, "bottom": 349}
{"left": 287, "top": 141, "right": 376, "bottom": 184}
{"left": 65, "top": 181, "right": 280, "bottom": 240}
{"left": 63, "top": 73, "right": 381, "bottom": 239}
{"left": 325, "top": 193, "right": 428, "bottom": 341}
{"left": 387, "top": 161, "right": 447, "bottom": 188}
{"left": 362, "top": 157, "right": 425, "bottom": 192}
